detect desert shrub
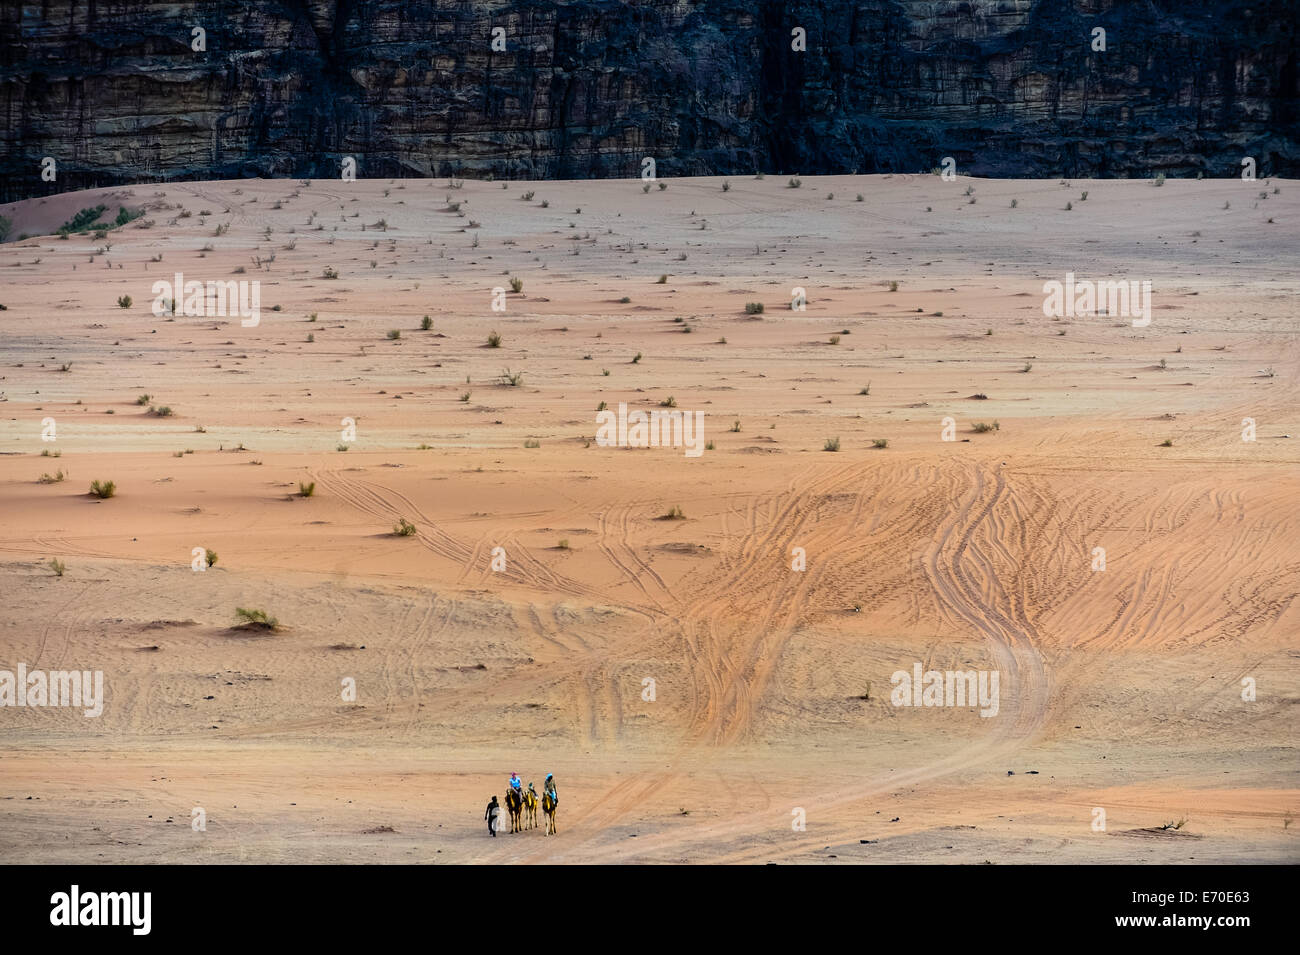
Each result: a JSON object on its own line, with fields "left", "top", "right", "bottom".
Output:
{"left": 745, "top": 302, "right": 764, "bottom": 314}
{"left": 49, "top": 558, "right": 66, "bottom": 577}
{"left": 823, "top": 437, "right": 840, "bottom": 452}
{"left": 872, "top": 438, "right": 889, "bottom": 449}
{"left": 117, "top": 295, "right": 132, "bottom": 308}
{"left": 393, "top": 518, "right": 417, "bottom": 536}
{"left": 662, "top": 505, "right": 685, "bottom": 520}
{"left": 89, "top": 479, "right": 116, "bottom": 498}
{"left": 487, "top": 331, "right": 502, "bottom": 348}
{"left": 421, "top": 315, "right": 432, "bottom": 330}
{"left": 234, "top": 607, "right": 278, "bottom": 629}
{"left": 57, "top": 205, "right": 108, "bottom": 235}
{"left": 298, "top": 481, "right": 316, "bottom": 497}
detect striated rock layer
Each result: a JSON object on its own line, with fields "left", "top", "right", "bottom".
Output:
{"left": 0, "top": 0, "right": 1296, "bottom": 200}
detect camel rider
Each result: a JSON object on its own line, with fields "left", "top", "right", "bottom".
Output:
{"left": 527, "top": 781, "right": 538, "bottom": 801}
{"left": 544, "top": 773, "right": 557, "bottom": 805}
{"left": 509, "top": 772, "right": 523, "bottom": 798}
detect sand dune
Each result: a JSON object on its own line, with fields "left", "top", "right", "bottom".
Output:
{"left": 0, "top": 174, "right": 1296, "bottom": 863}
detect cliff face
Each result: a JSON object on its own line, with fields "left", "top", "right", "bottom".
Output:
{"left": 1, "top": 0, "right": 1295, "bottom": 199}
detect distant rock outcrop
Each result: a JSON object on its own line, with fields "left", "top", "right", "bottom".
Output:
{"left": 0, "top": 0, "right": 1295, "bottom": 200}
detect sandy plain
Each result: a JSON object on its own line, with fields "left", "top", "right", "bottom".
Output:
{"left": 0, "top": 173, "right": 1296, "bottom": 863}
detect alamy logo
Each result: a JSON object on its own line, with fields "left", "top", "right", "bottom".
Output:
{"left": 0, "top": 663, "right": 104, "bottom": 717}
{"left": 151, "top": 271, "right": 261, "bottom": 327}
{"left": 890, "top": 662, "right": 999, "bottom": 717}
{"left": 50, "top": 885, "right": 150, "bottom": 935}
{"left": 595, "top": 402, "right": 705, "bottom": 458}
{"left": 1042, "top": 272, "right": 1151, "bottom": 327}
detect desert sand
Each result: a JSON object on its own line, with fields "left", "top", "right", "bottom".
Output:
{"left": 0, "top": 173, "right": 1296, "bottom": 863}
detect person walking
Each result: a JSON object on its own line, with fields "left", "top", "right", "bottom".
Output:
{"left": 485, "top": 795, "right": 501, "bottom": 836}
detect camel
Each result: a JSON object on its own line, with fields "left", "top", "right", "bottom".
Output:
{"left": 542, "top": 791, "right": 558, "bottom": 836}
{"left": 505, "top": 788, "right": 523, "bottom": 833}
{"left": 524, "top": 788, "right": 538, "bottom": 830}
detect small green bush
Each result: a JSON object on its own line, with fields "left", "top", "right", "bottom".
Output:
{"left": 234, "top": 607, "right": 278, "bottom": 629}
{"left": 89, "top": 479, "right": 116, "bottom": 498}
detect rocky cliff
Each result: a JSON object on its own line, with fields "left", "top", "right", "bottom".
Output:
{"left": 1, "top": 0, "right": 1296, "bottom": 200}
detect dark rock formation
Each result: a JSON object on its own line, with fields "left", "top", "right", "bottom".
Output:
{"left": 0, "top": 0, "right": 1295, "bottom": 200}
